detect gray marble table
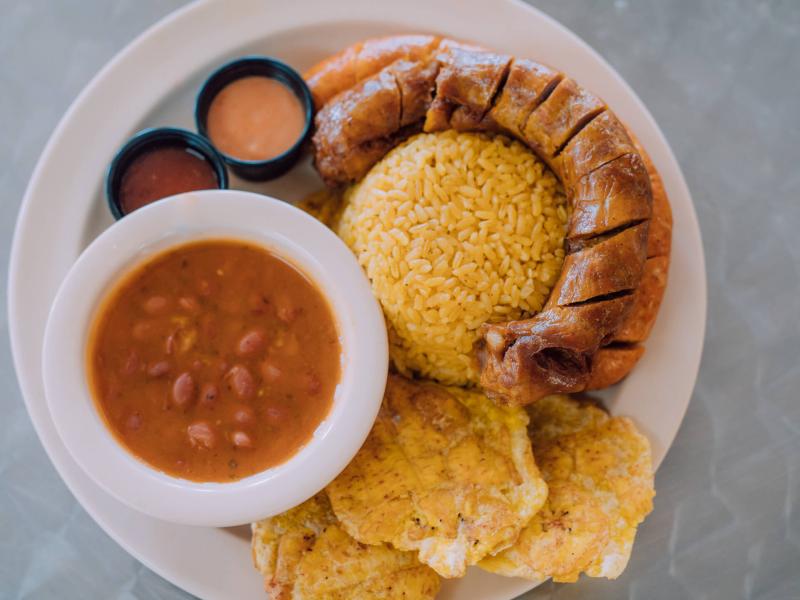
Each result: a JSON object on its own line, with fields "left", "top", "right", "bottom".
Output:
{"left": 2, "top": 1, "right": 798, "bottom": 598}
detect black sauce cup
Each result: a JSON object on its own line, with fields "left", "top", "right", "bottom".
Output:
{"left": 106, "top": 127, "right": 229, "bottom": 220}
{"left": 195, "top": 56, "right": 314, "bottom": 181}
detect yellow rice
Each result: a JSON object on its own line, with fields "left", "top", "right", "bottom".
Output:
{"left": 314, "top": 131, "right": 568, "bottom": 386}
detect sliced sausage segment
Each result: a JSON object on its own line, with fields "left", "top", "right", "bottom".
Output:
{"left": 306, "top": 35, "right": 441, "bottom": 109}
{"left": 424, "top": 47, "right": 511, "bottom": 132}
{"left": 305, "top": 44, "right": 359, "bottom": 109}
{"left": 568, "top": 152, "right": 653, "bottom": 240}
{"left": 557, "top": 110, "right": 636, "bottom": 186}
{"left": 355, "top": 34, "right": 441, "bottom": 82}
{"left": 613, "top": 255, "right": 669, "bottom": 343}
{"left": 476, "top": 294, "right": 634, "bottom": 405}
{"left": 392, "top": 59, "right": 439, "bottom": 127}
{"left": 586, "top": 344, "right": 646, "bottom": 390}
{"left": 488, "top": 58, "right": 563, "bottom": 136}
{"left": 549, "top": 222, "right": 649, "bottom": 307}
{"left": 522, "top": 77, "right": 606, "bottom": 159}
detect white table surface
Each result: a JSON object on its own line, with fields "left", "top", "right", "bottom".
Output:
{"left": 2, "top": 1, "right": 799, "bottom": 598}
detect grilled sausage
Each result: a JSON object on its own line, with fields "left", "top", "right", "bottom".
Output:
{"left": 306, "top": 36, "right": 672, "bottom": 405}
{"left": 522, "top": 77, "right": 606, "bottom": 161}
{"left": 586, "top": 344, "right": 646, "bottom": 390}
{"left": 568, "top": 152, "right": 653, "bottom": 241}
{"left": 305, "top": 34, "right": 442, "bottom": 109}
{"left": 423, "top": 46, "right": 511, "bottom": 132}
{"left": 488, "top": 59, "right": 563, "bottom": 136}
{"left": 585, "top": 139, "right": 672, "bottom": 389}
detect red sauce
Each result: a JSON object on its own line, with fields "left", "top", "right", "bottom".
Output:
{"left": 119, "top": 146, "right": 219, "bottom": 215}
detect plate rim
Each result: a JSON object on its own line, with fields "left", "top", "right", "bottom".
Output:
{"left": 8, "top": 0, "right": 707, "bottom": 597}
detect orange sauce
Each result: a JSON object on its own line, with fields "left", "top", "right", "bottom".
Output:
{"left": 207, "top": 76, "right": 306, "bottom": 161}
{"left": 87, "top": 240, "right": 341, "bottom": 482}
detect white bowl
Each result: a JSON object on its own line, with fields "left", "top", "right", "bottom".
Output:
{"left": 42, "top": 190, "right": 388, "bottom": 527}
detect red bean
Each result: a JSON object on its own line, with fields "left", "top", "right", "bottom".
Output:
{"left": 232, "top": 405, "right": 255, "bottom": 425}
{"left": 265, "top": 406, "right": 284, "bottom": 425}
{"left": 187, "top": 421, "right": 216, "bottom": 449}
{"left": 236, "top": 329, "right": 266, "bottom": 356}
{"left": 226, "top": 365, "right": 255, "bottom": 399}
{"left": 305, "top": 372, "right": 321, "bottom": 395}
{"left": 147, "top": 361, "right": 170, "bottom": 378}
{"left": 247, "top": 293, "right": 268, "bottom": 315}
{"left": 165, "top": 332, "right": 177, "bottom": 355}
{"left": 172, "top": 372, "right": 196, "bottom": 408}
{"left": 143, "top": 295, "right": 168, "bottom": 315}
{"left": 125, "top": 413, "right": 142, "bottom": 431}
{"left": 105, "top": 382, "right": 122, "bottom": 402}
{"left": 131, "top": 320, "right": 156, "bottom": 341}
{"left": 122, "top": 351, "right": 140, "bottom": 376}
{"left": 232, "top": 431, "right": 253, "bottom": 448}
{"left": 215, "top": 360, "right": 230, "bottom": 376}
{"left": 275, "top": 295, "right": 297, "bottom": 324}
{"left": 260, "top": 360, "right": 282, "bottom": 383}
{"left": 178, "top": 296, "right": 200, "bottom": 313}
{"left": 200, "top": 383, "right": 218, "bottom": 407}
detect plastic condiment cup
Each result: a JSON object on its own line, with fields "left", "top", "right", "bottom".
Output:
{"left": 195, "top": 56, "right": 314, "bottom": 181}
{"left": 105, "top": 127, "right": 228, "bottom": 220}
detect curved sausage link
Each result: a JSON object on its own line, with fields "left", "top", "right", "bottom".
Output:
{"left": 584, "top": 138, "right": 672, "bottom": 389}
{"left": 304, "top": 34, "right": 443, "bottom": 109}
{"left": 307, "top": 36, "right": 672, "bottom": 405}
{"left": 312, "top": 59, "right": 439, "bottom": 185}
{"left": 585, "top": 344, "right": 646, "bottom": 390}
{"left": 476, "top": 295, "right": 634, "bottom": 405}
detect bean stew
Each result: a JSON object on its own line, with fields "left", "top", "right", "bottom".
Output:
{"left": 87, "top": 240, "right": 341, "bottom": 482}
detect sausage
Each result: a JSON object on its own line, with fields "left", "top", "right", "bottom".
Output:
{"left": 585, "top": 133, "right": 672, "bottom": 384}
{"left": 423, "top": 46, "right": 511, "bottom": 132}
{"left": 306, "top": 36, "right": 672, "bottom": 405}
{"left": 312, "top": 60, "right": 438, "bottom": 185}
{"left": 556, "top": 110, "right": 637, "bottom": 186}
{"left": 476, "top": 295, "right": 634, "bottom": 405}
{"left": 585, "top": 344, "right": 645, "bottom": 390}
{"left": 394, "top": 60, "right": 440, "bottom": 127}
{"left": 590, "top": 133, "right": 672, "bottom": 370}
{"left": 522, "top": 77, "right": 606, "bottom": 160}
{"left": 304, "top": 34, "right": 442, "bottom": 109}
{"left": 613, "top": 255, "right": 669, "bottom": 343}
{"left": 648, "top": 173, "right": 672, "bottom": 258}
{"left": 634, "top": 137, "right": 673, "bottom": 259}
{"left": 488, "top": 59, "right": 563, "bottom": 137}
{"left": 314, "top": 69, "right": 400, "bottom": 151}
{"left": 548, "top": 222, "right": 648, "bottom": 306}
{"left": 568, "top": 152, "right": 653, "bottom": 240}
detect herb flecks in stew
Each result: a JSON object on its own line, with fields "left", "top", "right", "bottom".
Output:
{"left": 88, "top": 240, "right": 340, "bottom": 482}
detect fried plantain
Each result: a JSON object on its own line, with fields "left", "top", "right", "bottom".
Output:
{"left": 326, "top": 375, "right": 548, "bottom": 578}
{"left": 480, "top": 395, "right": 654, "bottom": 582}
{"left": 252, "top": 493, "right": 440, "bottom": 599}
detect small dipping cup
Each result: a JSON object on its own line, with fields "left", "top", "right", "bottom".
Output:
{"left": 106, "top": 128, "right": 228, "bottom": 220}
{"left": 195, "top": 56, "right": 314, "bottom": 181}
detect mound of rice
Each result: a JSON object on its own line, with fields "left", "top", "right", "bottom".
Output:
{"left": 327, "top": 131, "right": 568, "bottom": 386}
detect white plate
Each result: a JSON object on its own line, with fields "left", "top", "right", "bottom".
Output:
{"left": 8, "top": 0, "right": 706, "bottom": 598}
